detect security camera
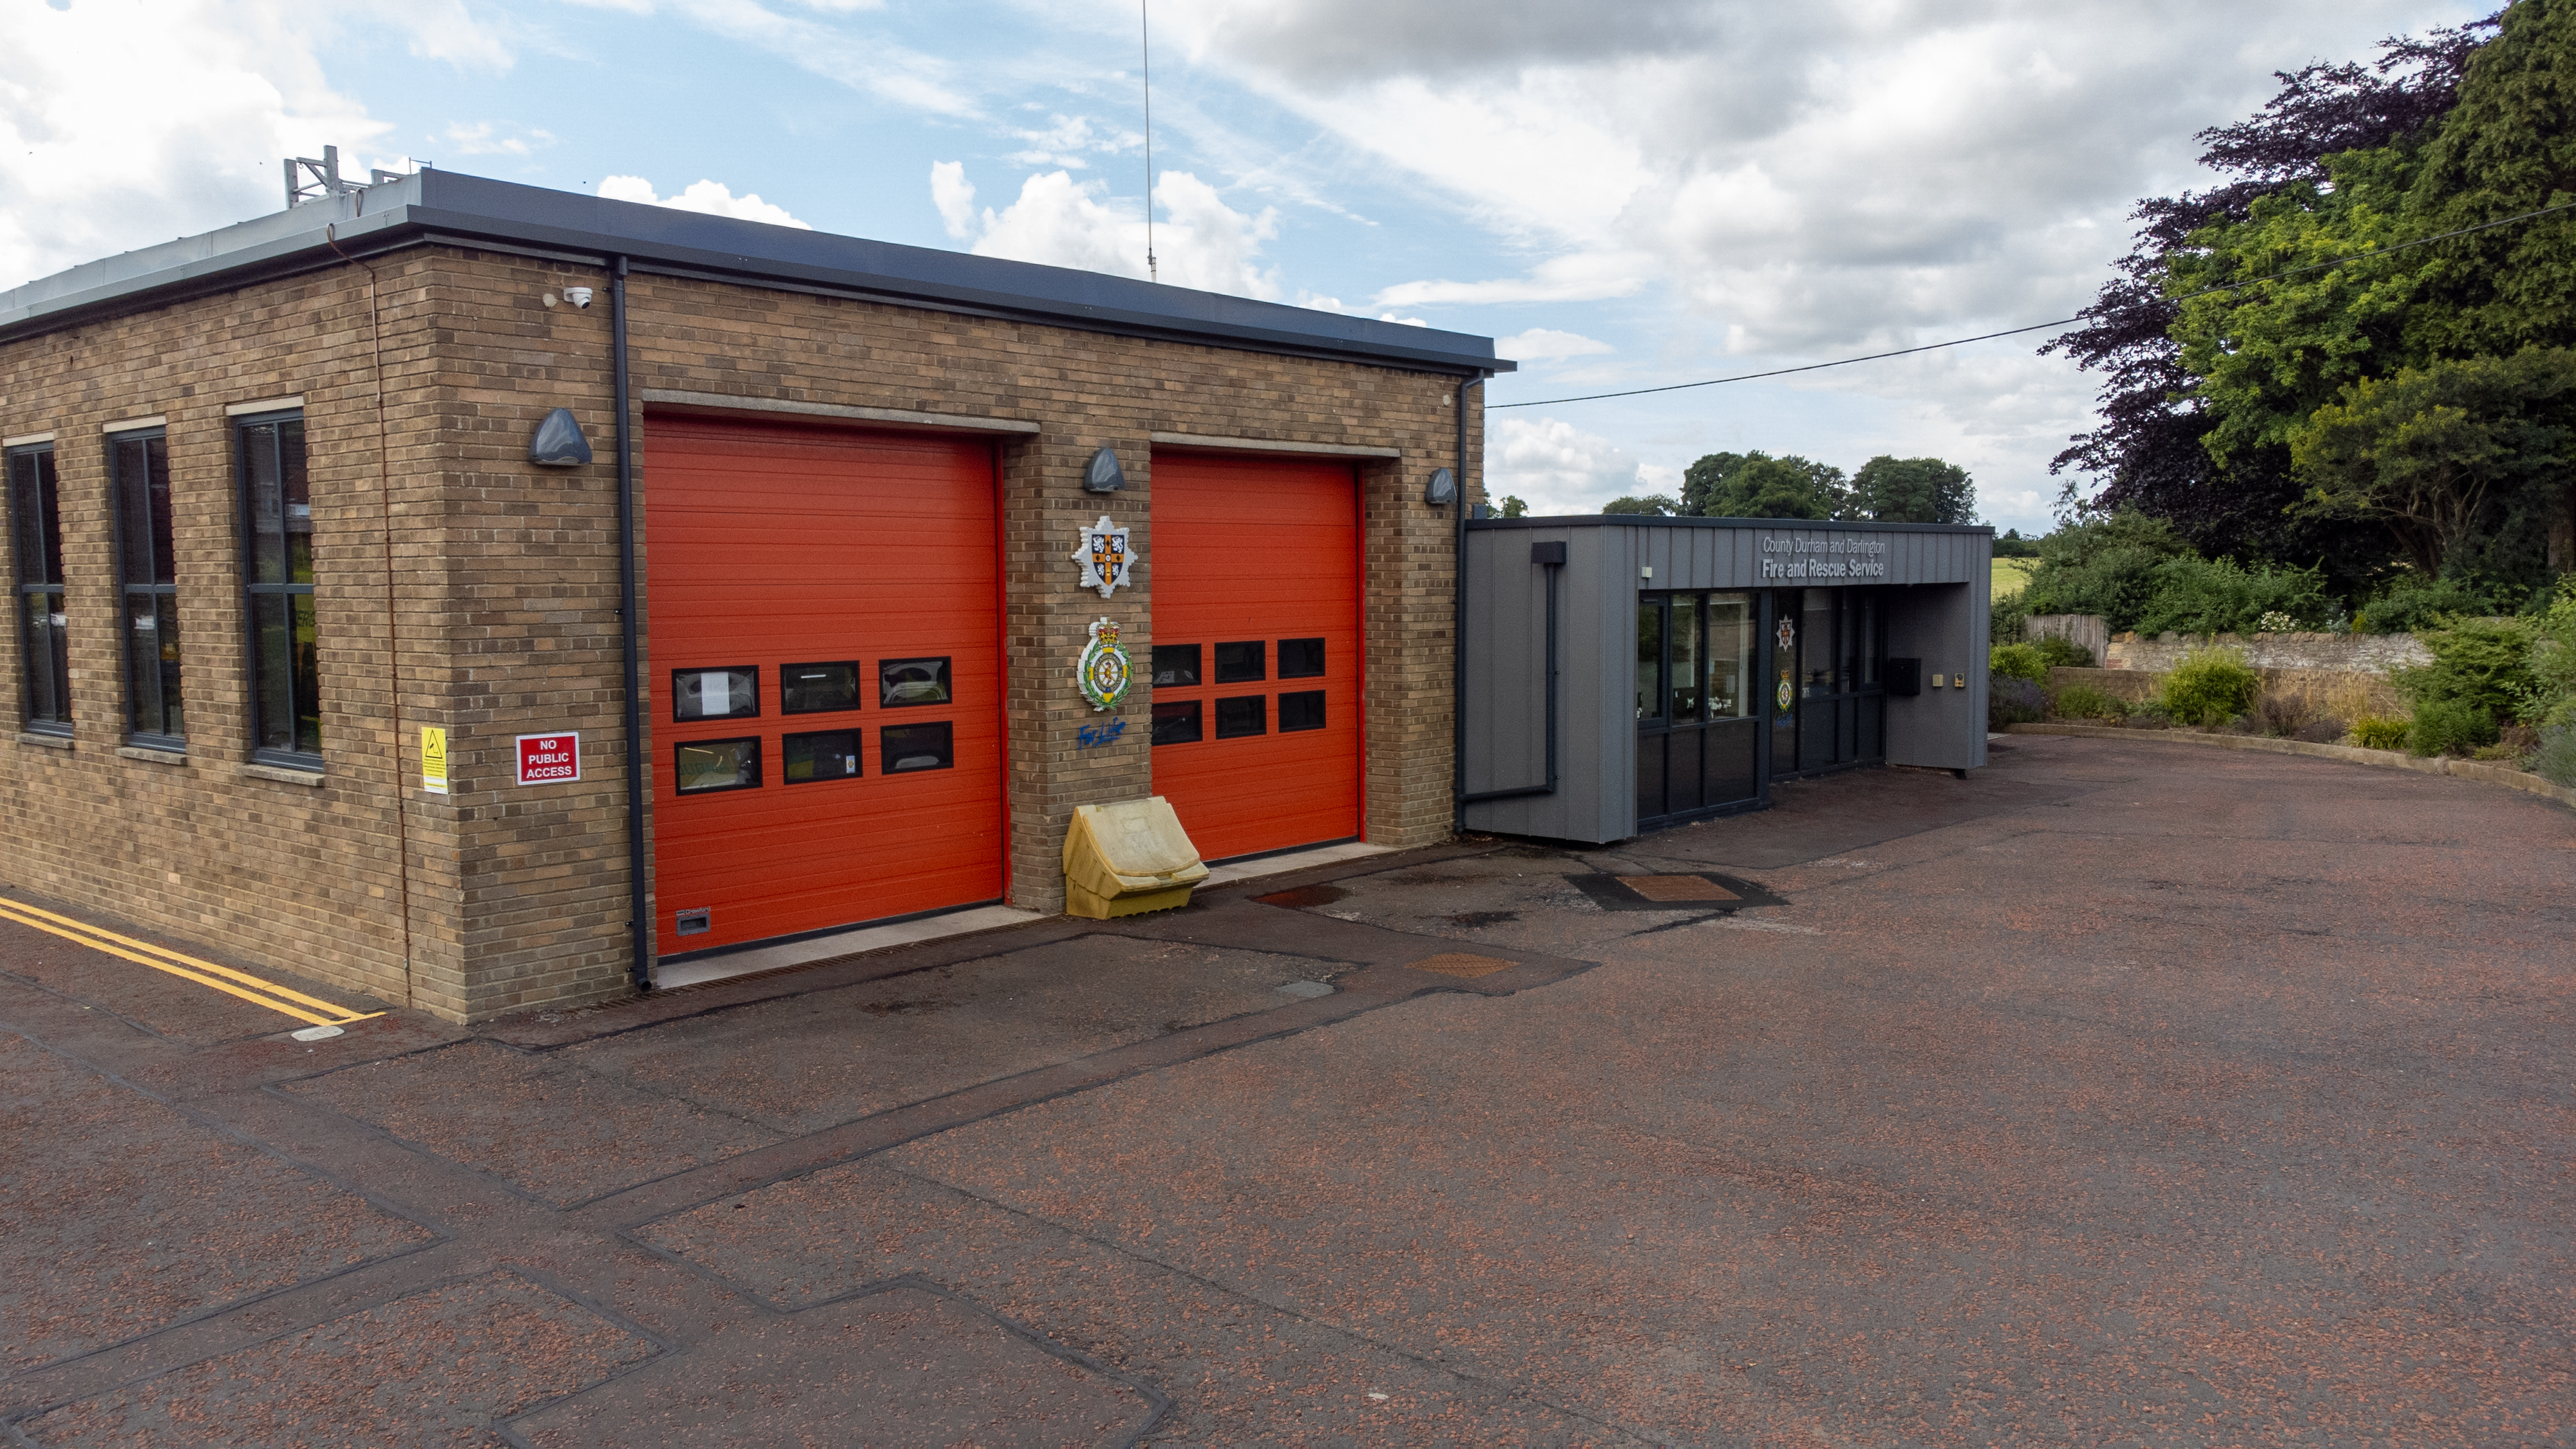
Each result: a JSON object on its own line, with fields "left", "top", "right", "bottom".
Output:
{"left": 564, "top": 287, "right": 594, "bottom": 309}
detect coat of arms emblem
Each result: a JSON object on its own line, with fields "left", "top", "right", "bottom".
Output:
{"left": 1077, "top": 617, "right": 1133, "bottom": 712}
{"left": 1070, "top": 515, "right": 1132, "bottom": 599}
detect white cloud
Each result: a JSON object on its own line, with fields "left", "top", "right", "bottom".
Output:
{"left": 0, "top": 0, "right": 511, "bottom": 291}
{"left": 1489, "top": 416, "right": 1651, "bottom": 513}
{"left": 1497, "top": 328, "right": 1614, "bottom": 362}
{"left": 654, "top": 0, "right": 974, "bottom": 118}
{"left": 927, "top": 164, "right": 1283, "bottom": 299}
{"left": 1002, "top": 113, "right": 1142, "bottom": 169}
{"left": 440, "top": 122, "right": 556, "bottom": 157}
{"left": 1375, "top": 252, "right": 1649, "bottom": 309}
{"left": 598, "top": 175, "right": 811, "bottom": 229}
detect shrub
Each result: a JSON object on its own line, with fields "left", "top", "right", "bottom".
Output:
{"left": 2532, "top": 721, "right": 2576, "bottom": 788}
{"left": 1989, "top": 589, "right": 2031, "bottom": 647}
{"left": 2130, "top": 555, "right": 2331, "bottom": 637}
{"left": 2020, "top": 509, "right": 2193, "bottom": 632}
{"left": 2397, "top": 615, "right": 2539, "bottom": 722}
{"left": 2159, "top": 648, "right": 2262, "bottom": 727}
{"left": 2349, "top": 715, "right": 2411, "bottom": 750}
{"left": 1989, "top": 677, "right": 2046, "bottom": 728}
{"left": 2408, "top": 697, "right": 2498, "bottom": 757}
{"left": 1989, "top": 643, "right": 2048, "bottom": 685}
{"left": 2358, "top": 575, "right": 2499, "bottom": 634}
{"left": 2295, "top": 719, "right": 2348, "bottom": 744}
{"left": 2255, "top": 689, "right": 2316, "bottom": 737}
{"left": 2033, "top": 634, "right": 2095, "bottom": 668}
{"left": 2050, "top": 683, "right": 2126, "bottom": 721}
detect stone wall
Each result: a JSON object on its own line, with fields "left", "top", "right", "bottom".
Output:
{"left": 2101, "top": 630, "right": 2432, "bottom": 674}
{"left": 2050, "top": 666, "right": 2409, "bottom": 718}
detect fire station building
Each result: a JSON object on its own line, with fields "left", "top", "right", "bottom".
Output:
{"left": 0, "top": 170, "right": 1505, "bottom": 1021}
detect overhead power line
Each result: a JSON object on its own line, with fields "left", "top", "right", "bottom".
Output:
{"left": 1488, "top": 198, "right": 2576, "bottom": 409}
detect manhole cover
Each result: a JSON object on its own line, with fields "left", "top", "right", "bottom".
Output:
{"left": 1406, "top": 952, "right": 1515, "bottom": 978}
{"left": 1616, "top": 875, "right": 1740, "bottom": 903}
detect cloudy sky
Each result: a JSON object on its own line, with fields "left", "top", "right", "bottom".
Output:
{"left": 0, "top": 0, "right": 2489, "bottom": 529}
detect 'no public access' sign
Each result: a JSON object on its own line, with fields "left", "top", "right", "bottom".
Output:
{"left": 515, "top": 733, "right": 582, "bottom": 786}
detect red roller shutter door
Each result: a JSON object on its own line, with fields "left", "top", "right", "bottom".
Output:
{"left": 645, "top": 415, "right": 1003, "bottom": 957}
{"left": 1150, "top": 453, "right": 1362, "bottom": 861}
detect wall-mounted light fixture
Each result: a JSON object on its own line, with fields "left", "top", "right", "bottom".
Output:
{"left": 1083, "top": 446, "right": 1126, "bottom": 493}
{"left": 529, "top": 407, "right": 594, "bottom": 467}
{"left": 1425, "top": 466, "right": 1457, "bottom": 506}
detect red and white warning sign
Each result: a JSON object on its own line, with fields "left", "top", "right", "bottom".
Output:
{"left": 515, "top": 732, "right": 582, "bottom": 786}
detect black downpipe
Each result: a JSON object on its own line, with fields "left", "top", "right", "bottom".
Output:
{"left": 1460, "top": 544, "right": 1562, "bottom": 804}
{"left": 1449, "top": 373, "right": 1486, "bottom": 834}
{"left": 612, "top": 257, "right": 650, "bottom": 994}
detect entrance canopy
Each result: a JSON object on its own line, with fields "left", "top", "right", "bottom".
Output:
{"left": 1459, "top": 516, "right": 1993, "bottom": 844}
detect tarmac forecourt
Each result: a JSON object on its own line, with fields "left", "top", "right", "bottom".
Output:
{"left": 0, "top": 893, "right": 379, "bottom": 1030}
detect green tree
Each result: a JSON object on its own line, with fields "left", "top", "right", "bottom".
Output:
{"left": 1680, "top": 451, "right": 1850, "bottom": 520}
{"left": 2290, "top": 347, "right": 2576, "bottom": 575}
{"left": 1601, "top": 494, "right": 1677, "bottom": 515}
{"left": 1498, "top": 495, "right": 1528, "bottom": 518}
{"left": 1848, "top": 455, "right": 1978, "bottom": 523}
{"left": 2020, "top": 509, "right": 2196, "bottom": 631}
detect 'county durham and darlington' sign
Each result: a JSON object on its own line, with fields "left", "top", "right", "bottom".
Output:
{"left": 515, "top": 733, "right": 582, "bottom": 786}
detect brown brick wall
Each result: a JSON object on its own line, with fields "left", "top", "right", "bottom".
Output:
{"left": 0, "top": 243, "right": 1482, "bottom": 1023}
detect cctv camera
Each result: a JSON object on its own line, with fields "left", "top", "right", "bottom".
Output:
{"left": 564, "top": 287, "right": 594, "bottom": 309}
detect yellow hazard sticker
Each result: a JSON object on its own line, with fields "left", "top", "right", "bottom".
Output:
{"left": 421, "top": 726, "right": 449, "bottom": 795}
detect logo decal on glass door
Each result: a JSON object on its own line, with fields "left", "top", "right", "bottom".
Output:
{"left": 1776, "top": 618, "right": 1796, "bottom": 652}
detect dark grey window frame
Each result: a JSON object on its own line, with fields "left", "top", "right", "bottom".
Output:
{"left": 111, "top": 427, "right": 184, "bottom": 749}
{"left": 9, "top": 443, "right": 70, "bottom": 735}
{"left": 236, "top": 410, "right": 321, "bottom": 770}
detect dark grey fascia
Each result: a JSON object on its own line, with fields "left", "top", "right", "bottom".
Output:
{"left": 0, "top": 171, "right": 1514, "bottom": 376}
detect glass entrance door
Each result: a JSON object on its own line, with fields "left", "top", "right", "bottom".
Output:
{"left": 1769, "top": 587, "right": 1886, "bottom": 778}
{"left": 1637, "top": 591, "right": 1759, "bottom": 827}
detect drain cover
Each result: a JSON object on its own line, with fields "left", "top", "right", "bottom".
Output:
{"left": 1616, "top": 875, "right": 1740, "bottom": 903}
{"left": 1405, "top": 952, "right": 1515, "bottom": 978}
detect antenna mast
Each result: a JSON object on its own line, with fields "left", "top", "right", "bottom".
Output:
{"left": 1142, "top": 0, "right": 1158, "bottom": 283}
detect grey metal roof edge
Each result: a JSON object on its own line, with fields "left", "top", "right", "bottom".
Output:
{"left": 0, "top": 170, "right": 1516, "bottom": 376}
{"left": 1470, "top": 515, "right": 1996, "bottom": 535}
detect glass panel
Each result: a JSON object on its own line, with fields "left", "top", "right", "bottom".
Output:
{"left": 1859, "top": 694, "right": 1883, "bottom": 760}
{"left": 34, "top": 452, "right": 61, "bottom": 587}
{"left": 675, "top": 737, "right": 761, "bottom": 793}
{"left": 279, "top": 419, "right": 312, "bottom": 587}
{"left": 247, "top": 423, "right": 285, "bottom": 585}
{"left": 1708, "top": 594, "right": 1753, "bottom": 719}
{"left": 1859, "top": 593, "right": 1880, "bottom": 685}
{"left": 1215, "top": 695, "right": 1265, "bottom": 737}
{"left": 1151, "top": 699, "right": 1201, "bottom": 745}
{"left": 1151, "top": 644, "right": 1200, "bottom": 687}
{"left": 878, "top": 656, "right": 952, "bottom": 707}
{"left": 880, "top": 721, "right": 954, "bottom": 773}
{"left": 1803, "top": 590, "right": 1837, "bottom": 697}
{"left": 1279, "top": 689, "right": 1325, "bottom": 732}
{"left": 290, "top": 592, "right": 320, "bottom": 755}
{"left": 1669, "top": 594, "right": 1702, "bottom": 720}
{"left": 116, "top": 440, "right": 155, "bottom": 585}
{"left": 1636, "top": 598, "right": 1663, "bottom": 721}
{"left": 10, "top": 455, "right": 41, "bottom": 585}
{"left": 1213, "top": 641, "right": 1264, "bottom": 683}
{"left": 1669, "top": 723, "right": 1704, "bottom": 813}
{"left": 1278, "top": 638, "right": 1325, "bottom": 679}
{"left": 1637, "top": 731, "right": 1666, "bottom": 822}
{"left": 1709, "top": 718, "right": 1759, "bottom": 806}
{"left": 23, "top": 593, "right": 63, "bottom": 723}
{"left": 125, "top": 593, "right": 158, "bottom": 735}
{"left": 153, "top": 593, "right": 184, "bottom": 737}
{"left": 784, "top": 728, "right": 862, "bottom": 782}
{"left": 1840, "top": 696, "right": 1858, "bottom": 763}
{"left": 254, "top": 592, "right": 292, "bottom": 751}
{"left": 144, "top": 437, "right": 175, "bottom": 586}
{"left": 1770, "top": 596, "right": 1798, "bottom": 775}
{"left": 672, "top": 666, "right": 758, "bottom": 721}
{"left": 781, "top": 661, "right": 862, "bottom": 714}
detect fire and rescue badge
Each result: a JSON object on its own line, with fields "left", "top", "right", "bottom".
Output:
{"left": 1077, "top": 617, "right": 1132, "bottom": 712}
{"left": 1070, "top": 515, "right": 1132, "bottom": 600}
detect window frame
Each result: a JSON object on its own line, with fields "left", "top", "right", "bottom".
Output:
{"left": 111, "top": 427, "right": 184, "bottom": 750}
{"left": 235, "top": 410, "right": 322, "bottom": 770}
{"left": 8, "top": 443, "right": 70, "bottom": 736}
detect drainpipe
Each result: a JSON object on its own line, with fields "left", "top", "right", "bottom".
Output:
{"left": 611, "top": 257, "right": 650, "bottom": 994}
{"left": 1450, "top": 372, "right": 1486, "bottom": 835}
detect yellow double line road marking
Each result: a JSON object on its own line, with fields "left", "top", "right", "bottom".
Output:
{"left": 0, "top": 895, "right": 381, "bottom": 1028}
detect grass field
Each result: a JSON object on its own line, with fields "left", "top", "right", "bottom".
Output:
{"left": 1993, "top": 556, "right": 2038, "bottom": 601}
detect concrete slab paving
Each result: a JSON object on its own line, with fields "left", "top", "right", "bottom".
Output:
{"left": 2, "top": 735, "right": 2569, "bottom": 1444}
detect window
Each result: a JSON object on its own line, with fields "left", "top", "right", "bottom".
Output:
{"left": 1151, "top": 699, "right": 1201, "bottom": 745}
{"left": 1214, "top": 640, "right": 1264, "bottom": 683}
{"left": 783, "top": 728, "right": 862, "bottom": 782}
{"left": 1279, "top": 690, "right": 1325, "bottom": 732}
{"left": 1215, "top": 695, "right": 1265, "bottom": 738}
{"left": 878, "top": 656, "right": 951, "bottom": 707}
{"left": 1278, "top": 638, "right": 1325, "bottom": 679}
{"left": 1151, "top": 644, "right": 1200, "bottom": 687}
{"left": 113, "top": 430, "right": 182, "bottom": 744}
{"left": 673, "top": 666, "right": 759, "bottom": 721}
{"left": 781, "top": 661, "right": 861, "bottom": 714}
{"left": 675, "top": 736, "right": 761, "bottom": 793}
{"left": 880, "top": 721, "right": 953, "bottom": 773}
{"left": 9, "top": 445, "right": 68, "bottom": 734}
{"left": 238, "top": 413, "right": 319, "bottom": 764}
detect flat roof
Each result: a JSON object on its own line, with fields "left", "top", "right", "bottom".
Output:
{"left": 1472, "top": 515, "right": 1994, "bottom": 535}
{"left": 0, "top": 170, "right": 1511, "bottom": 375}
